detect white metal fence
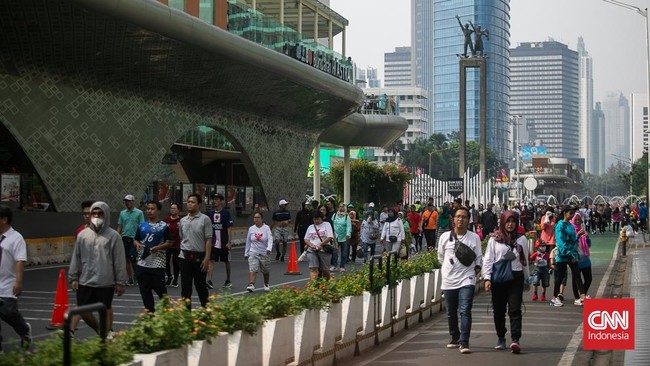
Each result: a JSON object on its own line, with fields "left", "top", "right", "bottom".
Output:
{"left": 404, "top": 168, "right": 499, "bottom": 207}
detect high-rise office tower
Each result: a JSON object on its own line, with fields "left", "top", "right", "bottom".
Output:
{"left": 602, "top": 92, "right": 630, "bottom": 169}
{"left": 592, "top": 102, "right": 606, "bottom": 175}
{"left": 510, "top": 41, "right": 580, "bottom": 160}
{"left": 412, "top": 0, "right": 510, "bottom": 159}
{"left": 630, "top": 93, "right": 648, "bottom": 163}
{"left": 384, "top": 47, "right": 412, "bottom": 87}
{"left": 577, "top": 37, "right": 595, "bottom": 173}
{"left": 354, "top": 66, "right": 381, "bottom": 88}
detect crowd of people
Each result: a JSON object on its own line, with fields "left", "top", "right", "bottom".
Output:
{"left": 0, "top": 192, "right": 643, "bottom": 353}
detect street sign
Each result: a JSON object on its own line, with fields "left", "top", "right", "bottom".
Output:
{"left": 523, "top": 177, "right": 538, "bottom": 191}
{"left": 447, "top": 178, "right": 464, "bottom": 197}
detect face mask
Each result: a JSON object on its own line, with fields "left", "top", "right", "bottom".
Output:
{"left": 91, "top": 217, "right": 104, "bottom": 228}
{"left": 539, "top": 246, "right": 546, "bottom": 252}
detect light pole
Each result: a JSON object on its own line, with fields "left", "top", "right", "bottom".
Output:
{"left": 602, "top": 0, "right": 650, "bottom": 201}
{"left": 510, "top": 115, "right": 522, "bottom": 204}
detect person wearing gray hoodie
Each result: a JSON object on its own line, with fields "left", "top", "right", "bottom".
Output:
{"left": 68, "top": 201, "right": 127, "bottom": 337}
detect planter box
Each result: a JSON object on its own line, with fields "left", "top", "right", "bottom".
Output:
{"left": 134, "top": 347, "right": 188, "bottom": 366}
{"left": 228, "top": 330, "right": 262, "bottom": 366}
{"left": 357, "top": 291, "right": 378, "bottom": 354}
{"left": 188, "top": 333, "right": 228, "bottom": 366}
{"left": 313, "top": 302, "right": 342, "bottom": 366}
{"left": 433, "top": 269, "right": 442, "bottom": 303}
{"left": 337, "top": 295, "right": 364, "bottom": 361}
{"left": 376, "top": 286, "right": 393, "bottom": 344}
{"left": 263, "top": 315, "right": 295, "bottom": 366}
{"left": 394, "top": 279, "right": 410, "bottom": 332}
{"left": 407, "top": 274, "right": 425, "bottom": 324}
{"left": 291, "top": 309, "right": 320, "bottom": 366}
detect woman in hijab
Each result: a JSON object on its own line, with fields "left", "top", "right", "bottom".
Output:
{"left": 570, "top": 212, "right": 592, "bottom": 302}
{"left": 482, "top": 210, "right": 530, "bottom": 354}
{"left": 380, "top": 208, "right": 404, "bottom": 254}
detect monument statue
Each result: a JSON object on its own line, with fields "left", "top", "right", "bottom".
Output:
{"left": 469, "top": 21, "right": 489, "bottom": 57}
{"left": 456, "top": 15, "right": 474, "bottom": 58}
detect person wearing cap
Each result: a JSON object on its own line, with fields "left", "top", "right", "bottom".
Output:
{"left": 117, "top": 194, "right": 145, "bottom": 286}
{"left": 272, "top": 200, "right": 291, "bottom": 262}
{"left": 206, "top": 193, "right": 234, "bottom": 289}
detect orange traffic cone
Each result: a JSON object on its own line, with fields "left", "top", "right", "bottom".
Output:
{"left": 47, "top": 269, "right": 70, "bottom": 329}
{"left": 285, "top": 241, "right": 301, "bottom": 275}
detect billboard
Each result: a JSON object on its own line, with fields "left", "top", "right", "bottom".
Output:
{"left": 521, "top": 146, "right": 547, "bottom": 161}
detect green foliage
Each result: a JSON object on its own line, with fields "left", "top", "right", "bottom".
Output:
{"left": 329, "top": 160, "right": 410, "bottom": 204}
{"left": 400, "top": 133, "right": 504, "bottom": 180}
{"left": 0, "top": 333, "right": 133, "bottom": 366}
{"left": 119, "top": 296, "right": 193, "bottom": 354}
{"left": 256, "top": 287, "right": 302, "bottom": 319}
{"left": 190, "top": 297, "right": 222, "bottom": 341}
{"left": 213, "top": 294, "right": 265, "bottom": 335}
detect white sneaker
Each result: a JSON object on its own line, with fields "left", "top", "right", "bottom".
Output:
{"left": 246, "top": 283, "right": 255, "bottom": 292}
{"left": 264, "top": 284, "right": 271, "bottom": 291}
{"left": 106, "top": 330, "right": 115, "bottom": 340}
{"left": 550, "top": 298, "right": 564, "bottom": 307}
{"left": 574, "top": 299, "right": 584, "bottom": 306}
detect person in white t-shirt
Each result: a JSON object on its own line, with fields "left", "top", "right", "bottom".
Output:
{"left": 244, "top": 212, "right": 274, "bottom": 292}
{"left": 304, "top": 211, "right": 335, "bottom": 280}
{"left": 437, "top": 206, "right": 482, "bottom": 355}
{"left": 0, "top": 205, "right": 31, "bottom": 351}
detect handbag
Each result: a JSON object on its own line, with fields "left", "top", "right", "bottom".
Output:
{"left": 314, "top": 224, "right": 337, "bottom": 253}
{"left": 452, "top": 232, "right": 476, "bottom": 267}
{"left": 388, "top": 224, "right": 398, "bottom": 243}
{"left": 491, "top": 246, "right": 515, "bottom": 283}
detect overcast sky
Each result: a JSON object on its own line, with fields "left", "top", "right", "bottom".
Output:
{"left": 329, "top": 0, "right": 648, "bottom": 102}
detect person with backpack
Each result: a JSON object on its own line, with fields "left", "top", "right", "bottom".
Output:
{"left": 420, "top": 204, "right": 439, "bottom": 250}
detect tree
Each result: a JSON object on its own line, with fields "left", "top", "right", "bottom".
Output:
{"left": 329, "top": 161, "right": 410, "bottom": 205}
{"left": 385, "top": 139, "right": 405, "bottom": 157}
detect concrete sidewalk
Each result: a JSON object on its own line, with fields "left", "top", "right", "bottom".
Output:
{"left": 344, "top": 232, "right": 627, "bottom": 366}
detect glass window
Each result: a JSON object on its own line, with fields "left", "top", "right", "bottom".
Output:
{"left": 168, "top": 0, "right": 184, "bottom": 11}
{"left": 199, "top": 0, "right": 214, "bottom": 24}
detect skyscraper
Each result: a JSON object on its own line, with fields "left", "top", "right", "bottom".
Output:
{"left": 577, "top": 37, "right": 595, "bottom": 173}
{"left": 510, "top": 41, "right": 580, "bottom": 160}
{"left": 411, "top": 0, "right": 510, "bottom": 159}
{"left": 384, "top": 47, "right": 412, "bottom": 87}
{"left": 602, "top": 92, "right": 630, "bottom": 169}
{"left": 592, "top": 102, "right": 606, "bottom": 175}
{"left": 630, "top": 93, "right": 648, "bottom": 163}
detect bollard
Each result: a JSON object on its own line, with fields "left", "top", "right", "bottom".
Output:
{"left": 369, "top": 255, "right": 383, "bottom": 345}
{"left": 64, "top": 302, "right": 107, "bottom": 366}
{"left": 621, "top": 231, "right": 627, "bottom": 257}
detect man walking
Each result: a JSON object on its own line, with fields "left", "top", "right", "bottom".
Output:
{"left": 272, "top": 199, "right": 291, "bottom": 262}
{"left": 69, "top": 202, "right": 127, "bottom": 338}
{"left": 117, "top": 194, "right": 144, "bottom": 286}
{"left": 0, "top": 205, "right": 31, "bottom": 351}
{"left": 134, "top": 201, "right": 173, "bottom": 312}
{"left": 437, "top": 206, "right": 482, "bottom": 354}
{"left": 179, "top": 194, "right": 212, "bottom": 309}
{"left": 206, "top": 193, "right": 233, "bottom": 289}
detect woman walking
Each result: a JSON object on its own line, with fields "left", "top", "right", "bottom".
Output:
{"left": 381, "top": 208, "right": 404, "bottom": 254}
{"left": 550, "top": 206, "right": 586, "bottom": 307}
{"left": 570, "top": 213, "right": 592, "bottom": 301}
{"left": 162, "top": 203, "right": 182, "bottom": 287}
{"left": 304, "top": 211, "right": 335, "bottom": 280}
{"left": 360, "top": 211, "right": 379, "bottom": 263}
{"left": 244, "top": 212, "right": 274, "bottom": 292}
{"left": 482, "top": 210, "right": 530, "bottom": 354}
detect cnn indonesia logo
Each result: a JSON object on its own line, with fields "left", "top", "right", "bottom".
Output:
{"left": 583, "top": 298, "right": 635, "bottom": 350}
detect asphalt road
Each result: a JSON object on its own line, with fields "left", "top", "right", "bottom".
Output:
{"left": 1, "top": 244, "right": 365, "bottom": 350}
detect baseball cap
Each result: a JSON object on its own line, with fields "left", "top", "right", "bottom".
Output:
{"left": 279, "top": 199, "right": 289, "bottom": 206}
{"left": 211, "top": 193, "right": 225, "bottom": 200}
{"left": 368, "top": 202, "right": 375, "bottom": 208}
{"left": 124, "top": 194, "right": 135, "bottom": 201}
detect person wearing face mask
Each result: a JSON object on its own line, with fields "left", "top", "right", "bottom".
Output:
{"left": 68, "top": 202, "right": 127, "bottom": 338}
{"left": 332, "top": 203, "right": 352, "bottom": 272}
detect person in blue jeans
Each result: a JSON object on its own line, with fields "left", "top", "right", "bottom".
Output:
{"left": 332, "top": 203, "right": 352, "bottom": 272}
{"left": 437, "top": 207, "right": 483, "bottom": 354}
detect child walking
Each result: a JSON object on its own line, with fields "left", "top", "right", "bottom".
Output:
{"left": 529, "top": 239, "right": 550, "bottom": 301}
